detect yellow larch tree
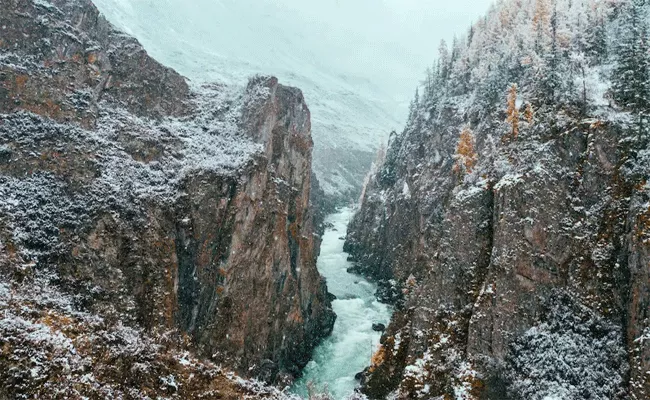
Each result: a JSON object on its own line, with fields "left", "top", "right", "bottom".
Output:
{"left": 506, "top": 83, "right": 519, "bottom": 140}
{"left": 454, "top": 126, "right": 478, "bottom": 174}
{"left": 533, "top": 0, "right": 551, "bottom": 36}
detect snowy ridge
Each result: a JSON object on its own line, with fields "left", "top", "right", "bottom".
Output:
{"left": 0, "top": 81, "right": 266, "bottom": 259}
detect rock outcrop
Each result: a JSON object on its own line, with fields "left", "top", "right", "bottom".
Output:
{"left": 345, "top": 0, "right": 649, "bottom": 398}
{"left": 348, "top": 94, "right": 649, "bottom": 400}
{"left": 0, "top": 0, "right": 334, "bottom": 396}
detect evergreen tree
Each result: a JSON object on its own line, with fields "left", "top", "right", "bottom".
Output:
{"left": 612, "top": 0, "right": 650, "bottom": 132}
{"left": 406, "top": 88, "right": 421, "bottom": 129}
{"left": 478, "top": 62, "right": 509, "bottom": 113}
{"left": 425, "top": 64, "right": 441, "bottom": 112}
{"left": 540, "top": 5, "right": 563, "bottom": 103}
{"left": 423, "top": 67, "right": 434, "bottom": 99}
{"left": 438, "top": 40, "right": 451, "bottom": 83}
{"left": 585, "top": 1, "right": 608, "bottom": 64}
{"left": 533, "top": 0, "right": 551, "bottom": 53}
{"left": 468, "top": 25, "right": 475, "bottom": 47}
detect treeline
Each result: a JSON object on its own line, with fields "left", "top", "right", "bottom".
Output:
{"left": 406, "top": 0, "right": 648, "bottom": 133}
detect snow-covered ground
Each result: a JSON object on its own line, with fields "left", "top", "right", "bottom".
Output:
{"left": 90, "top": 0, "right": 493, "bottom": 198}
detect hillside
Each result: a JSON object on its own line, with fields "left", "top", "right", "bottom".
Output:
{"left": 0, "top": 0, "right": 334, "bottom": 397}
{"left": 346, "top": 0, "right": 650, "bottom": 398}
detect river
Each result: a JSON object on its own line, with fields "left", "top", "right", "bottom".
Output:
{"left": 292, "top": 208, "right": 392, "bottom": 399}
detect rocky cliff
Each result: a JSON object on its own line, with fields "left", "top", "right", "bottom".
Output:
{"left": 0, "top": 0, "right": 334, "bottom": 397}
{"left": 346, "top": 0, "right": 650, "bottom": 398}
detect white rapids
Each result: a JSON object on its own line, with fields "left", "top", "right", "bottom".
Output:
{"left": 292, "top": 208, "right": 392, "bottom": 399}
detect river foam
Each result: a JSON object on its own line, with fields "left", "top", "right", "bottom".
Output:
{"left": 292, "top": 208, "right": 392, "bottom": 399}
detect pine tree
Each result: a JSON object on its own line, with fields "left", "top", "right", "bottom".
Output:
{"left": 612, "top": 0, "right": 650, "bottom": 131}
{"left": 540, "top": 4, "right": 563, "bottom": 103}
{"left": 407, "top": 88, "right": 421, "bottom": 123}
{"left": 468, "top": 25, "right": 475, "bottom": 47}
{"left": 438, "top": 40, "right": 451, "bottom": 83}
{"left": 572, "top": 51, "right": 590, "bottom": 114}
{"left": 451, "top": 36, "right": 461, "bottom": 64}
{"left": 533, "top": 0, "right": 551, "bottom": 53}
{"left": 406, "top": 87, "right": 427, "bottom": 135}
{"left": 478, "top": 60, "right": 509, "bottom": 112}
{"left": 585, "top": 0, "right": 608, "bottom": 64}
{"left": 525, "top": 102, "right": 535, "bottom": 124}
{"left": 424, "top": 64, "right": 436, "bottom": 100}
{"left": 423, "top": 67, "right": 434, "bottom": 99}
{"left": 379, "top": 131, "right": 401, "bottom": 187}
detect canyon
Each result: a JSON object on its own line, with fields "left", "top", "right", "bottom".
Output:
{"left": 1, "top": 0, "right": 649, "bottom": 399}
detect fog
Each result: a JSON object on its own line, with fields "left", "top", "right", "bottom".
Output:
{"left": 95, "top": 0, "right": 494, "bottom": 105}
{"left": 93, "top": 0, "right": 495, "bottom": 196}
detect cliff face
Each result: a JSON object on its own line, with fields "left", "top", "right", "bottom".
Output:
{"left": 0, "top": 0, "right": 334, "bottom": 396}
{"left": 348, "top": 97, "right": 649, "bottom": 400}
{"left": 345, "top": 1, "right": 650, "bottom": 398}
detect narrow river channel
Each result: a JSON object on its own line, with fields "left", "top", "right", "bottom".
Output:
{"left": 292, "top": 208, "right": 392, "bottom": 399}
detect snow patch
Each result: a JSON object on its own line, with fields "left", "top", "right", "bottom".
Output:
{"left": 402, "top": 181, "right": 411, "bottom": 199}
{"left": 494, "top": 173, "right": 524, "bottom": 191}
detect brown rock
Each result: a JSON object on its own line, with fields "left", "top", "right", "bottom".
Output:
{"left": 0, "top": 0, "right": 334, "bottom": 395}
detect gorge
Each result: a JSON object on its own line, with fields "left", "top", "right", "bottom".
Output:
{"left": 1, "top": 0, "right": 650, "bottom": 399}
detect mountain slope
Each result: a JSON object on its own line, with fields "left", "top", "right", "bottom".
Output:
{"left": 346, "top": 0, "right": 650, "bottom": 398}
{"left": 0, "top": 0, "right": 334, "bottom": 396}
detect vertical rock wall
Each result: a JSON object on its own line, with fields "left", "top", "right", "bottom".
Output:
{"left": 347, "top": 104, "right": 648, "bottom": 398}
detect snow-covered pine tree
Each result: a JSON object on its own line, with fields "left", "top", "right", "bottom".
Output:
{"left": 407, "top": 88, "right": 421, "bottom": 127}
{"left": 438, "top": 40, "right": 451, "bottom": 84}
{"left": 533, "top": 0, "right": 552, "bottom": 54}
{"left": 612, "top": 0, "right": 650, "bottom": 133}
{"left": 424, "top": 67, "right": 434, "bottom": 99}
{"left": 585, "top": 0, "right": 608, "bottom": 64}
{"left": 539, "top": 4, "right": 564, "bottom": 104}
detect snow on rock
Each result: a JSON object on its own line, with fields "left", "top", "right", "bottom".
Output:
{"left": 452, "top": 362, "right": 479, "bottom": 400}
{"left": 504, "top": 294, "right": 628, "bottom": 400}
{"left": 401, "top": 181, "right": 411, "bottom": 199}
{"left": 0, "top": 273, "right": 298, "bottom": 399}
{"left": 494, "top": 173, "right": 524, "bottom": 191}
{"left": 1, "top": 0, "right": 335, "bottom": 397}
{"left": 0, "top": 89, "right": 262, "bottom": 257}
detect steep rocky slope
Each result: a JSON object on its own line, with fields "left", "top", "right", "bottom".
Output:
{"left": 346, "top": 0, "right": 649, "bottom": 398}
{"left": 0, "top": 0, "right": 334, "bottom": 397}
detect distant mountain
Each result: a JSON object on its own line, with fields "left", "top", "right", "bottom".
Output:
{"left": 91, "top": 0, "right": 407, "bottom": 200}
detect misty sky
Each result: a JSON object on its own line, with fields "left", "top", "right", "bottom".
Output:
{"left": 95, "top": 0, "right": 495, "bottom": 105}
{"left": 261, "top": 0, "right": 498, "bottom": 95}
